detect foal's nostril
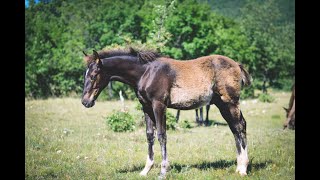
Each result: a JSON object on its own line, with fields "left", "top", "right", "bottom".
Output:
{"left": 81, "top": 100, "right": 87, "bottom": 106}
{"left": 82, "top": 99, "right": 95, "bottom": 108}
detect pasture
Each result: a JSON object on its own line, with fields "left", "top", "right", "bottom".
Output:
{"left": 25, "top": 90, "right": 294, "bottom": 179}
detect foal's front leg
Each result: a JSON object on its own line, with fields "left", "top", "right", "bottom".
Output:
{"left": 152, "top": 100, "right": 169, "bottom": 177}
{"left": 140, "top": 112, "right": 155, "bottom": 176}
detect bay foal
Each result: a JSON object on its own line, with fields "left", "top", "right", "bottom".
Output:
{"left": 81, "top": 47, "right": 251, "bottom": 177}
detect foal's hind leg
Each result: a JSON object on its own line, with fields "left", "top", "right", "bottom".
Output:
{"left": 213, "top": 95, "right": 249, "bottom": 176}
{"left": 140, "top": 112, "right": 155, "bottom": 176}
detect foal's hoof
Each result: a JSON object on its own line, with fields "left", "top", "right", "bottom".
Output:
{"left": 139, "top": 171, "right": 147, "bottom": 176}
{"left": 236, "top": 166, "right": 247, "bottom": 176}
{"left": 237, "top": 171, "right": 247, "bottom": 176}
{"left": 158, "top": 174, "right": 166, "bottom": 179}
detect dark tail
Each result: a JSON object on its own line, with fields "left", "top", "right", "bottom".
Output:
{"left": 238, "top": 63, "right": 252, "bottom": 86}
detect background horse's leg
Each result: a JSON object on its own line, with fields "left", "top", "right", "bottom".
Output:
{"left": 195, "top": 109, "right": 200, "bottom": 125}
{"left": 200, "top": 107, "right": 204, "bottom": 125}
{"left": 176, "top": 109, "right": 180, "bottom": 123}
{"left": 140, "top": 112, "right": 155, "bottom": 176}
{"left": 195, "top": 107, "right": 204, "bottom": 125}
{"left": 213, "top": 96, "right": 249, "bottom": 176}
{"left": 152, "top": 100, "right": 169, "bottom": 177}
{"left": 204, "top": 105, "right": 210, "bottom": 126}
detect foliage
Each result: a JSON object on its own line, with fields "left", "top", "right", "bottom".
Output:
{"left": 258, "top": 93, "right": 275, "bottom": 103}
{"left": 25, "top": 0, "right": 295, "bottom": 99}
{"left": 105, "top": 110, "right": 136, "bottom": 132}
{"left": 240, "top": 86, "right": 255, "bottom": 99}
{"left": 239, "top": 0, "right": 295, "bottom": 93}
{"left": 179, "top": 120, "right": 192, "bottom": 129}
{"left": 166, "top": 111, "right": 177, "bottom": 130}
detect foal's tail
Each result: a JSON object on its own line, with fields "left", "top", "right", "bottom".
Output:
{"left": 238, "top": 63, "right": 252, "bottom": 86}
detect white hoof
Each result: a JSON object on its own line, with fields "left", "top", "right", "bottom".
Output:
{"left": 139, "top": 170, "right": 148, "bottom": 176}
{"left": 140, "top": 164, "right": 153, "bottom": 176}
{"left": 140, "top": 158, "right": 154, "bottom": 176}
{"left": 236, "top": 165, "right": 247, "bottom": 176}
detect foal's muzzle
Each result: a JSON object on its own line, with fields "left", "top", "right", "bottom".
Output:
{"left": 82, "top": 99, "right": 95, "bottom": 108}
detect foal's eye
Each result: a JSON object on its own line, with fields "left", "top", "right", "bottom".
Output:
{"left": 90, "top": 75, "right": 97, "bottom": 81}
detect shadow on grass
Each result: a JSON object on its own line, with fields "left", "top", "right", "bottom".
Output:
{"left": 117, "top": 159, "right": 273, "bottom": 174}
{"left": 117, "top": 164, "right": 145, "bottom": 173}
{"left": 204, "top": 119, "right": 228, "bottom": 127}
{"left": 247, "top": 159, "right": 273, "bottom": 173}
{"left": 171, "top": 159, "right": 273, "bottom": 174}
{"left": 171, "top": 159, "right": 236, "bottom": 172}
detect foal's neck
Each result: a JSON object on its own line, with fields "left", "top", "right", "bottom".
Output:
{"left": 101, "top": 56, "right": 146, "bottom": 87}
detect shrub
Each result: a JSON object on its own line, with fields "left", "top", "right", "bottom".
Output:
{"left": 179, "top": 120, "right": 192, "bottom": 129}
{"left": 166, "top": 111, "right": 177, "bottom": 130}
{"left": 258, "top": 93, "right": 275, "bottom": 103}
{"left": 106, "top": 110, "right": 135, "bottom": 132}
{"left": 133, "top": 99, "right": 177, "bottom": 130}
{"left": 240, "top": 86, "right": 255, "bottom": 99}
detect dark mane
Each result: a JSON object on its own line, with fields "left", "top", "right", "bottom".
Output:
{"left": 85, "top": 47, "right": 162, "bottom": 65}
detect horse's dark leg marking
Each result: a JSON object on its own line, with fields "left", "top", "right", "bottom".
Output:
{"left": 212, "top": 95, "right": 248, "bottom": 176}
{"left": 204, "top": 104, "right": 210, "bottom": 126}
{"left": 140, "top": 112, "right": 155, "bottom": 176}
{"left": 152, "top": 100, "right": 169, "bottom": 177}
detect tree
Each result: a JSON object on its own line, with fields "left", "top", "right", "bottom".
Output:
{"left": 239, "top": 0, "right": 295, "bottom": 93}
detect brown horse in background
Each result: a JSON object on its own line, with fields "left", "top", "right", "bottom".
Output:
{"left": 81, "top": 47, "right": 251, "bottom": 177}
{"left": 283, "top": 84, "right": 295, "bottom": 129}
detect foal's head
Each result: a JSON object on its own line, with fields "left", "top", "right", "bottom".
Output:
{"left": 81, "top": 50, "right": 110, "bottom": 108}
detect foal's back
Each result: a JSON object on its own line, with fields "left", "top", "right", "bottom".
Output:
{"left": 159, "top": 55, "right": 242, "bottom": 110}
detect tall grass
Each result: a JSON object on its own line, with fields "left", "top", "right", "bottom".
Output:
{"left": 25, "top": 90, "right": 294, "bottom": 179}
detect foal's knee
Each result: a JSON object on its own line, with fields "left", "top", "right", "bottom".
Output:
{"left": 157, "top": 133, "right": 167, "bottom": 144}
{"left": 147, "top": 132, "right": 155, "bottom": 142}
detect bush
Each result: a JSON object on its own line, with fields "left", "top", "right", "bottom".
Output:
{"left": 166, "top": 111, "right": 177, "bottom": 130}
{"left": 179, "top": 120, "right": 192, "bottom": 129}
{"left": 133, "top": 99, "right": 177, "bottom": 130}
{"left": 240, "top": 86, "right": 255, "bottom": 99}
{"left": 258, "top": 93, "right": 275, "bottom": 103}
{"left": 106, "top": 110, "right": 135, "bottom": 132}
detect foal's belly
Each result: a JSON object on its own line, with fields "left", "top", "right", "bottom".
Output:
{"left": 168, "top": 85, "right": 213, "bottom": 110}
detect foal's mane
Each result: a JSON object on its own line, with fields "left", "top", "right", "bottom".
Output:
{"left": 84, "top": 47, "right": 162, "bottom": 65}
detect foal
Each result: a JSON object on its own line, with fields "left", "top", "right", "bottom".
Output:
{"left": 81, "top": 47, "right": 251, "bottom": 177}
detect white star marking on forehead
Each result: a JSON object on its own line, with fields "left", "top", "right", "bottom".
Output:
{"left": 85, "top": 69, "right": 89, "bottom": 77}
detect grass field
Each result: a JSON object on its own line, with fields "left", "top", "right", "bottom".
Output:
{"left": 25, "top": 90, "right": 295, "bottom": 179}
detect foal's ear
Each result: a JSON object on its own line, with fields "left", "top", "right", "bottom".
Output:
{"left": 92, "top": 50, "right": 102, "bottom": 66}
{"left": 82, "top": 51, "right": 90, "bottom": 62}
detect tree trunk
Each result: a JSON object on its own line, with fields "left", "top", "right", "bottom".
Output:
{"left": 262, "top": 74, "right": 268, "bottom": 94}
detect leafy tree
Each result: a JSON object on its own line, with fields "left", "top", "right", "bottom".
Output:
{"left": 25, "top": 0, "right": 294, "bottom": 99}
{"left": 239, "top": 0, "right": 295, "bottom": 93}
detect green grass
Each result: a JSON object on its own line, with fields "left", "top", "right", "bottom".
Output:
{"left": 25, "top": 91, "right": 294, "bottom": 179}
